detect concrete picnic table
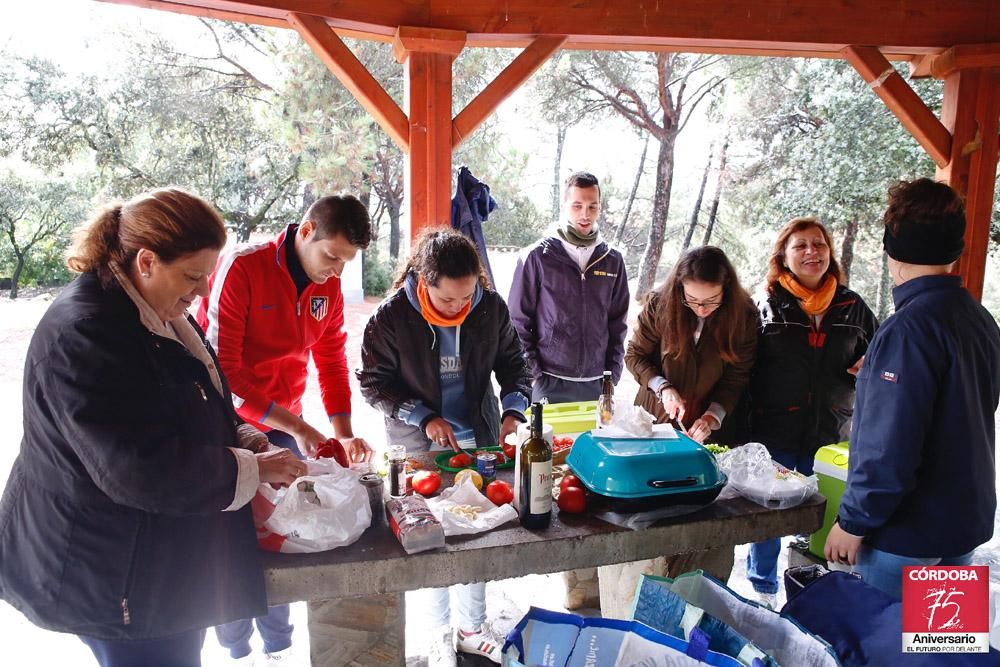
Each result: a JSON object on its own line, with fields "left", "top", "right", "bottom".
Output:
{"left": 261, "top": 452, "right": 826, "bottom": 666}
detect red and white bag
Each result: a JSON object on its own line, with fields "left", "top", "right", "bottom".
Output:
{"left": 251, "top": 458, "right": 371, "bottom": 553}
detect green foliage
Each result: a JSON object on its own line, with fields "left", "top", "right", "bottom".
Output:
{"left": 723, "top": 58, "right": 939, "bottom": 308}
{"left": 362, "top": 246, "right": 395, "bottom": 297}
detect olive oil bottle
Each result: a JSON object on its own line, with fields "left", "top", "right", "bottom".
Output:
{"left": 518, "top": 402, "right": 552, "bottom": 529}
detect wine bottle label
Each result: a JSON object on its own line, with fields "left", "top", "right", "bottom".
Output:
{"left": 528, "top": 460, "right": 553, "bottom": 514}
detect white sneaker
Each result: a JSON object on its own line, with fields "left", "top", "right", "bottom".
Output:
{"left": 227, "top": 654, "right": 255, "bottom": 667}
{"left": 263, "top": 646, "right": 293, "bottom": 663}
{"left": 428, "top": 625, "right": 457, "bottom": 667}
{"left": 456, "top": 622, "right": 506, "bottom": 663}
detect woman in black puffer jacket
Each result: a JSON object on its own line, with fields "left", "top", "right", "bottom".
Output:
{"left": 745, "top": 217, "right": 878, "bottom": 606}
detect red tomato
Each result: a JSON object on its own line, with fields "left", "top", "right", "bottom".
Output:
{"left": 502, "top": 443, "right": 516, "bottom": 460}
{"left": 485, "top": 480, "right": 514, "bottom": 505}
{"left": 493, "top": 452, "right": 507, "bottom": 465}
{"left": 315, "top": 438, "right": 349, "bottom": 468}
{"left": 557, "top": 486, "right": 587, "bottom": 513}
{"left": 448, "top": 453, "right": 472, "bottom": 468}
{"left": 412, "top": 470, "right": 442, "bottom": 496}
{"left": 559, "top": 473, "right": 582, "bottom": 494}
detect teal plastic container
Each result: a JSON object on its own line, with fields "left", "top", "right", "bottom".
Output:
{"left": 566, "top": 430, "right": 726, "bottom": 510}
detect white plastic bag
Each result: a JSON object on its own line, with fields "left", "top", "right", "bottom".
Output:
{"left": 717, "top": 442, "right": 818, "bottom": 509}
{"left": 424, "top": 478, "right": 518, "bottom": 536}
{"left": 593, "top": 400, "right": 655, "bottom": 438}
{"left": 251, "top": 458, "right": 372, "bottom": 553}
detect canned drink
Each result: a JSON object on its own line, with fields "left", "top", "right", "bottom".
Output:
{"left": 476, "top": 451, "right": 497, "bottom": 482}
{"left": 359, "top": 473, "right": 385, "bottom": 527}
{"left": 387, "top": 444, "right": 407, "bottom": 498}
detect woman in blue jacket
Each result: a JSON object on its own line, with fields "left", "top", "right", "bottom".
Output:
{"left": 0, "top": 189, "right": 306, "bottom": 666}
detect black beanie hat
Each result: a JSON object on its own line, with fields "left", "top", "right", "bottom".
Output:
{"left": 882, "top": 179, "right": 966, "bottom": 265}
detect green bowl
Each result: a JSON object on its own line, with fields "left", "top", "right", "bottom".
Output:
{"left": 434, "top": 446, "right": 514, "bottom": 472}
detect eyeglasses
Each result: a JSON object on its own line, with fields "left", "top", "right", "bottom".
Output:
{"left": 681, "top": 292, "right": 724, "bottom": 310}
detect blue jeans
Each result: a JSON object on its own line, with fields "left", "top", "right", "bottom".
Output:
{"left": 853, "top": 547, "right": 976, "bottom": 601}
{"left": 746, "top": 449, "right": 815, "bottom": 594}
{"left": 424, "top": 583, "right": 487, "bottom": 630}
{"left": 79, "top": 629, "right": 205, "bottom": 667}
{"left": 214, "top": 427, "right": 297, "bottom": 658}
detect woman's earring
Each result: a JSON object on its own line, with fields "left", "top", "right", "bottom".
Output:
{"left": 141, "top": 272, "right": 150, "bottom": 278}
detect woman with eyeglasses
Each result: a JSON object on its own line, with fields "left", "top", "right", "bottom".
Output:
{"left": 626, "top": 246, "right": 758, "bottom": 444}
{"left": 744, "top": 217, "right": 877, "bottom": 607}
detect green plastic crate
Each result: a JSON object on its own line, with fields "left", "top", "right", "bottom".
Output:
{"left": 527, "top": 400, "right": 597, "bottom": 435}
{"left": 809, "top": 442, "right": 849, "bottom": 559}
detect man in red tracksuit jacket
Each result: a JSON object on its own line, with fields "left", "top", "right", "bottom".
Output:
{"left": 197, "top": 194, "right": 373, "bottom": 664}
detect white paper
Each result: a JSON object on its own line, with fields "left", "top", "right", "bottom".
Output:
{"left": 424, "top": 478, "right": 518, "bottom": 536}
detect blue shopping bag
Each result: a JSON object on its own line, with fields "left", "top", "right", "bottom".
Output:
{"left": 631, "top": 571, "right": 841, "bottom": 667}
{"left": 502, "top": 606, "right": 745, "bottom": 667}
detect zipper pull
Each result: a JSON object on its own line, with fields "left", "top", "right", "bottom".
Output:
{"left": 580, "top": 272, "right": 586, "bottom": 282}
{"left": 195, "top": 382, "right": 208, "bottom": 401}
{"left": 297, "top": 302, "right": 301, "bottom": 316}
{"left": 122, "top": 597, "right": 131, "bottom": 625}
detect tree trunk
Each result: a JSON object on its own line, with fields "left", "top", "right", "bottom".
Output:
{"left": 615, "top": 136, "right": 649, "bottom": 246}
{"left": 388, "top": 194, "right": 402, "bottom": 260}
{"left": 840, "top": 217, "right": 859, "bottom": 286}
{"left": 702, "top": 139, "right": 728, "bottom": 247}
{"left": 551, "top": 124, "right": 567, "bottom": 221}
{"left": 683, "top": 145, "right": 714, "bottom": 251}
{"left": 10, "top": 254, "right": 24, "bottom": 299}
{"left": 636, "top": 137, "right": 676, "bottom": 299}
{"left": 876, "top": 252, "right": 893, "bottom": 321}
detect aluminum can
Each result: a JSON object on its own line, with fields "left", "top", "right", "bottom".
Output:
{"left": 359, "top": 472, "right": 385, "bottom": 527}
{"left": 476, "top": 451, "right": 497, "bottom": 483}
{"left": 388, "top": 444, "right": 407, "bottom": 498}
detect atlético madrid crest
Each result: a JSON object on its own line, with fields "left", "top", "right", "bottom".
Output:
{"left": 310, "top": 296, "right": 329, "bottom": 322}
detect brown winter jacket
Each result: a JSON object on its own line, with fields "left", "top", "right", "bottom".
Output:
{"left": 626, "top": 290, "right": 759, "bottom": 429}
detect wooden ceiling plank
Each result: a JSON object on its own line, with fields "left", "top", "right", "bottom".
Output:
{"left": 96, "top": 0, "right": 1000, "bottom": 55}
{"left": 287, "top": 12, "right": 410, "bottom": 152}
{"left": 452, "top": 35, "right": 567, "bottom": 148}
{"left": 842, "top": 45, "right": 952, "bottom": 168}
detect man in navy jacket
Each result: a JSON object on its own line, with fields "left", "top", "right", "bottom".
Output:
{"left": 825, "top": 179, "right": 1000, "bottom": 600}
{"left": 509, "top": 172, "right": 630, "bottom": 404}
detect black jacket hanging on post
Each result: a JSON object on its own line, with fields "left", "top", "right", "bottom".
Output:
{"left": 452, "top": 165, "right": 497, "bottom": 286}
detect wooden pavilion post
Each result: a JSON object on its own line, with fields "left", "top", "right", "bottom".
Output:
{"left": 393, "top": 27, "right": 466, "bottom": 238}
{"left": 847, "top": 44, "right": 1000, "bottom": 300}
{"left": 935, "top": 67, "right": 1000, "bottom": 300}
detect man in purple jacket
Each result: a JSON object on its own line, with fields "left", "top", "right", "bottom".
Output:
{"left": 509, "top": 171, "right": 630, "bottom": 405}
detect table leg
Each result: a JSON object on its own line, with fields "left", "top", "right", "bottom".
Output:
{"left": 307, "top": 593, "right": 405, "bottom": 667}
{"left": 598, "top": 546, "right": 736, "bottom": 619}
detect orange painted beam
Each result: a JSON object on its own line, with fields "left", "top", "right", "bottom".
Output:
{"left": 930, "top": 43, "right": 1000, "bottom": 79}
{"left": 95, "top": 0, "right": 1000, "bottom": 55}
{"left": 395, "top": 28, "right": 465, "bottom": 238}
{"left": 288, "top": 12, "right": 410, "bottom": 152}
{"left": 937, "top": 68, "right": 1000, "bottom": 300}
{"left": 452, "top": 35, "right": 567, "bottom": 148}
{"left": 843, "top": 45, "right": 952, "bottom": 168}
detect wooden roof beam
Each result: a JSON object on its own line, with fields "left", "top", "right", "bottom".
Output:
{"left": 843, "top": 45, "right": 952, "bottom": 168}
{"left": 97, "top": 0, "right": 1000, "bottom": 54}
{"left": 288, "top": 12, "right": 410, "bottom": 152}
{"left": 452, "top": 35, "right": 567, "bottom": 148}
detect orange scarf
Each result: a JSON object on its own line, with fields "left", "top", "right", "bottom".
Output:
{"left": 417, "top": 277, "right": 471, "bottom": 327}
{"left": 778, "top": 272, "right": 838, "bottom": 316}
